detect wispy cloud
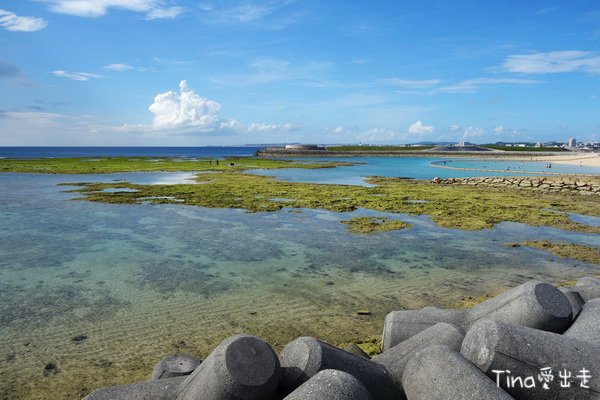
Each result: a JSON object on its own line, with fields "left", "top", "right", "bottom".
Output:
{"left": 0, "top": 9, "right": 47, "bottom": 32}
{"left": 246, "top": 122, "right": 300, "bottom": 132}
{"left": 502, "top": 51, "right": 600, "bottom": 74}
{"left": 145, "top": 6, "right": 183, "bottom": 20}
{"left": 104, "top": 63, "right": 135, "bottom": 71}
{"left": 198, "top": 0, "right": 301, "bottom": 28}
{"left": 43, "top": 0, "right": 184, "bottom": 20}
{"left": 381, "top": 78, "right": 442, "bottom": 89}
{"left": 52, "top": 70, "right": 103, "bottom": 81}
{"left": 212, "top": 58, "right": 331, "bottom": 86}
{"left": 462, "top": 126, "right": 484, "bottom": 140}
{"left": 436, "top": 77, "right": 540, "bottom": 93}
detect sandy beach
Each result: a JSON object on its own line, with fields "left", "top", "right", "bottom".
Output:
{"left": 530, "top": 153, "right": 600, "bottom": 167}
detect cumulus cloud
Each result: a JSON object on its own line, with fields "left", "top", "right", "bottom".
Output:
{"left": 408, "top": 120, "right": 434, "bottom": 134}
{"left": 44, "top": 0, "right": 184, "bottom": 19}
{"left": 148, "top": 80, "right": 239, "bottom": 131}
{"left": 494, "top": 126, "right": 506, "bottom": 135}
{"left": 52, "top": 70, "right": 103, "bottom": 81}
{"left": 502, "top": 51, "right": 600, "bottom": 74}
{"left": 0, "top": 9, "right": 47, "bottom": 32}
{"left": 437, "top": 77, "right": 539, "bottom": 93}
{"left": 449, "top": 124, "right": 460, "bottom": 131}
{"left": 246, "top": 122, "right": 300, "bottom": 132}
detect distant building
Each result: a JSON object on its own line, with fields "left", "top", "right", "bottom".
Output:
{"left": 567, "top": 138, "right": 576, "bottom": 147}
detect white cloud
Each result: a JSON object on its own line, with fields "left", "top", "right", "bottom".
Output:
{"left": 494, "top": 126, "right": 506, "bottom": 135}
{"left": 104, "top": 63, "right": 135, "bottom": 71}
{"left": 52, "top": 70, "right": 103, "bottom": 81}
{"left": 462, "top": 126, "right": 484, "bottom": 139}
{"left": 0, "top": 9, "right": 47, "bottom": 32}
{"left": 408, "top": 120, "right": 434, "bottom": 134}
{"left": 502, "top": 51, "right": 600, "bottom": 74}
{"left": 333, "top": 127, "right": 345, "bottom": 133}
{"left": 148, "top": 80, "right": 238, "bottom": 131}
{"left": 449, "top": 124, "right": 460, "bottom": 131}
{"left": 437, "top": 77, "right": 539, "bottom": 93}
{"left": 353, "top": 58, "right": 369, "bottom": 64}
{"left": 381, "top": 78, "right": 442, "bottom": 89}
{"left": 146, "top": 6, "right": 183, "bottom": 20}
{"left": 198, "top": 1, "right": 299, "bottom": 28}
{"left": 246, "top": 122, "right": 300, "bottom": 132}
{"left": 44, "top": 0, "right": 184, "bottom": 19}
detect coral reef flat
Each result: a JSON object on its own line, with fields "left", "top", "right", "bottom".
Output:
{"left": 1, "top": 158, "right": 599, "bottom": 399}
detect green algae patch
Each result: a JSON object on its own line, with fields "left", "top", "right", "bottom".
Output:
{"left": 341, "top": 216, "right": 411, "bottom": 234}
{"left": 514, "top": 241, "right": 600, "bottom": 265}
{"left": 338, "top": 336, "right": 382, "bottom": 357}
{"left": 61, "top": 171, "right": 600, "bottom": 233}
{"left": 0, "top": 156, "right": 351, "bottom": 174}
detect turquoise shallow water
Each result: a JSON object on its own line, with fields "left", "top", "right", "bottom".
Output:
{"left": 249, "top": 156, "right": 600, "bottom": 185}
{"left": 1, "top": 162, "right": 599, "bottom": 399}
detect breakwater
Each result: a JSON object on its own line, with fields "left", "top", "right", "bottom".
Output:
{"left": 435, "top": 176, "right": 600, "bottom": 195}
{"left": 85, "top": 277, "right": 600, "bottom": 399}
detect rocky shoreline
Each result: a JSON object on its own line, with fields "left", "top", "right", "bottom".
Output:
{"left": 434, "top": 176, "right": 600, "bottom": 195}
{"left": 85, "top": 277, "right": 600, "bottom": 400}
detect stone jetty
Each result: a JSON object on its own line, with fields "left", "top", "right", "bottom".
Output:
{"left": 435, "top": 176, "right": 600, "bottom": 195}
{"left": 85, "top": 277, "right": 600, "bottom": 400}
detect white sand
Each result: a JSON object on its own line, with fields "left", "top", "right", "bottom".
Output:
{"left": 530, "top": 153, "right": 600, "bottom": 167}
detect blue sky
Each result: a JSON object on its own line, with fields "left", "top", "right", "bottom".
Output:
{"left": 0, "top": 1, "right": 599, "bottom": 146}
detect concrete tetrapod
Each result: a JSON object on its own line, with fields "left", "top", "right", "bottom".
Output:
{"left": 85, "top": 376, "right": 186, "bottom": 400}
{"left": 152, "top": 354, "right": 203, "bottom": 380}
{"left": 373, "top": 322, "right": 464, "bottom": 392}
{"left": 343, "top": 344, "right": 370, "bottom": 359}
{"left": 283, "top": 369, "right": 372, "bottom": 400}
{"left": 401, "top": 345, "right": 515, "bottom": 400}
{"left": 565, "top": 298, "right": 600, "bottom": 343}
{"left": 461, "top": 320, "right": 600, "bottom": 399}
{"left": 278, "top": 336, "right": 401, "bottom": 400}
{"left": 382, "top": 307, "right": 466, "bottom": 351}
{"left": 176, "top": 334, "right": 281, "bottom": 400}
{"left": 558, "top": 288, "right": 585, "bottom": 318}
{"left": 382, "top": 281, "right": 573, "bottom": 351}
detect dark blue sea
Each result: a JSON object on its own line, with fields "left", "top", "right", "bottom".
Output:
{"left": 0, "top": 146, "right": 261, "bottom": 159}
